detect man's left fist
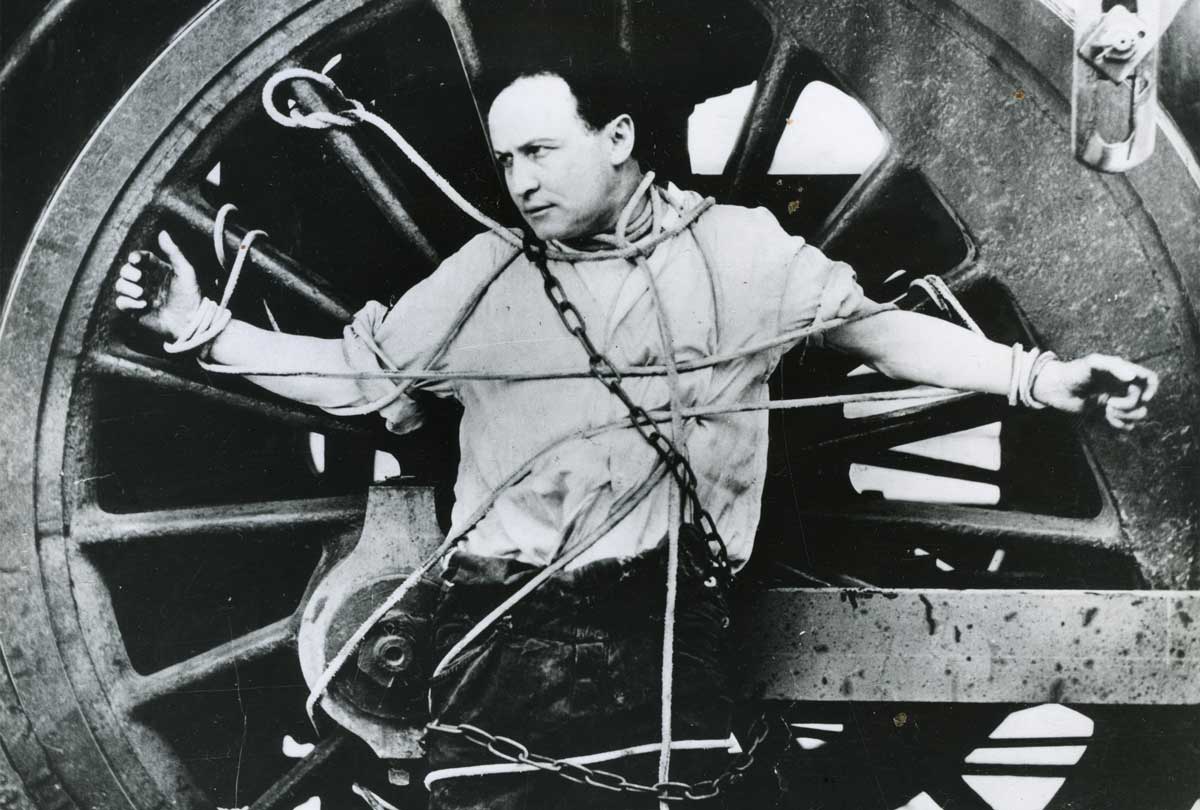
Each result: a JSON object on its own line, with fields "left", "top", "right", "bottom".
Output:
{"left": 1031, "top": 353, "right": 1159, "bottom": 430}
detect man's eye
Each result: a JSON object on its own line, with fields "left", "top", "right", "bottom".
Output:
{"left": 496, "top": 155, "right": 513, "bottom": 168}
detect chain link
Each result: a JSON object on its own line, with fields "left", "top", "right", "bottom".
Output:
{"left": 527, "top": 235, "right": 733, "bottom": 587}
{"left": 428, "top": 714, "right": 780, "bottom": 801}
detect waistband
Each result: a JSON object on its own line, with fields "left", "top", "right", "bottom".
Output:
{"left": 441, "top": 542, "right": 670, "bottom": 614}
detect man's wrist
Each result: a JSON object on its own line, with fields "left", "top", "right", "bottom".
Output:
{"left": 196, "top": 318, "right": 235, "bottom": 363}
{"left": 1030, "top": 357, "right": 1064, "bottom": 408}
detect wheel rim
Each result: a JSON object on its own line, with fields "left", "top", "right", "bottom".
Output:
{"left": 2, "top": 0, "right": 1197, "bottom": 806}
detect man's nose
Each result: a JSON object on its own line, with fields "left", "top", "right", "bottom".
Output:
{"left": 508, "top": 157, "right": 539, "bottom": 198}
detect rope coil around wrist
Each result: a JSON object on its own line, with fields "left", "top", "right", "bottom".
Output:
{"left": 1008, "top": 343, "right": 1057, "bottom": 409}
{"left": 161, "top": 204, "right": 268, "bottom": 357}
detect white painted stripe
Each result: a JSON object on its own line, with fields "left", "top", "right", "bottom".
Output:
{"left": 892, "top": 431, "right": 1002, "bottom": 470}
{"left": 794, "top": 737, "right": 827, "bottom": 750}
{"left": 989, "top": 705, "right": 1094, "bottom": 739}
{"left": 963, "top": 775, "right": 1066, "bottom": 810}
{"left": 843, "top": 396, "right": 946, "bottom": 419}
{"left": 987, "top": 549, "right": 1006, "bottom": 572}
{"left": 790, "top": 722, "right": 845, "bottom": 732}
{"left": 965, "top": 745, "right": 1087, "bottom": 765}
{"left": 897, "top": 792, "right": 945, "bottom": 810}
{"left": 850, "top": 464, "right": 1000, "bottom": 506}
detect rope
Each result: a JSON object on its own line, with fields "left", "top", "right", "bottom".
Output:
{"left": 162, "top": 211, "right": 265, "bottom": 355}
{"left": 424, "top": 735, "right": 739, "bottom": 788}
{"left": 183, "top": 306, "right": 877, "bottom": 381}
{"left": 617, "top": 178, "right": 685, "bottom": 802}
{"left": 195, "top": 59, "right": 1014, "bottom": 754}
{"left": 910, "top": 274, "right": 983, "bottom": 335}
{"left": 260, "top": 65, "right": 716, "bottom": 264}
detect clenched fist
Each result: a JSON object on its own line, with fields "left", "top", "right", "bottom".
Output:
{"left": 1032, "top": 353, "right": 1159, "bottom": 431}
{"left": 114, "top": 231, "right": 202, "bottom": 342}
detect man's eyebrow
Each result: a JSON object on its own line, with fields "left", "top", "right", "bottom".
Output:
{"left": 502, "top": 138, "right": 557, "bottom": 154}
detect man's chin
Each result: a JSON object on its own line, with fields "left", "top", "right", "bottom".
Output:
{"left": 523, "top": 216, "right": 582, "bottom": 243}
{"left": 527, "top": 223, "right": 566, "bottom": 242}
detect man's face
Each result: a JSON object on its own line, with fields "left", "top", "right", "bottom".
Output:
{"left": 488, "top": 75, "right": 624, "bottom": 241}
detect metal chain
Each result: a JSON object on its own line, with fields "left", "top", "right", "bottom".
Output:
{"left": 524, "top": 235, "right": 732, "bottom": 587}
{"left": 428, "top": 713, "right": 778, "bottom": 801}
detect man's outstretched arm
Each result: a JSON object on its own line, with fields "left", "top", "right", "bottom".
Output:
{"left": 826, "top": 308, "right": 1158, "bottom": 430}
{"left": 113, "top": 230, "right": 368, "bottom": 409}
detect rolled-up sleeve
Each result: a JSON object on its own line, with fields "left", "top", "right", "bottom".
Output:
{"left": 777, "top": 243, "right": 891, "bottom": 349}
{"left": 332, "top": 233, "right": 508, "bottom": 434}
{"left": 334, "top": 301, "right": 431, "bottom": 434}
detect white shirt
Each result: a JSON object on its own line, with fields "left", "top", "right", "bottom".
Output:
{"left": 335, "top": 185, "right": 884, "bottom": 568}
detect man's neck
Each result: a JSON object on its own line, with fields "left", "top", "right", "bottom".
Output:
{"left": 608, "top": 169, "right": 648, "bottom": 232}
{"left": 565, "top": 169, "right": 650, "bottom": 250}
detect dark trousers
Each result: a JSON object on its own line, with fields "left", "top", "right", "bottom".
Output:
{"left": 424, "top": 539, "right": 733, "bottom": 810}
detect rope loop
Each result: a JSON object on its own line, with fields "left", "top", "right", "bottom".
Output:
{"left": 261, "top": 65, "right": 366, "bottom": 131}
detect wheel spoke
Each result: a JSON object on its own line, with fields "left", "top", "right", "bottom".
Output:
{"left": 429, "top": 0, "right": 483, "bottom": 81}
{"left": 88, "top": 347, "right": 374, "bottom": 437}
{"left": 726, "top": 37, "right": 807, "bottom": 199}
{"left": 798, "top": 501, "right": 1122, "bottom": 550}
{"left": 288, "top": 79, "right": 440, "bottom": 271}
{"left": 156, "top": 188, "right": 355, "bottom": 323}
{"left": 852, "top": 449, "right": 1001, "bottom": 487}
{"left": 616, "top": 0, "right": 635, "bottom": 56}
{"left": 119, "top": 617, "right": 295, "bottom": 711}
{"left": 429, "top": 0, "right": 497, "bottom": 168}
{"left": 71, "top": 495, "right": 365, "bottom": 548}
{"left": 815, "top": 149, "right": 905, "bottom": 251}
{"left": 248, "top": 733, "right": 353, "bottom": 810}
{"left": 801, "top": 392, "right": 1002, "bottom": 455}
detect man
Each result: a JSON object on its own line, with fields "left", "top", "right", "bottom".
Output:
{"left": 114, "top": 57, "right": 1156, "bottom": 809}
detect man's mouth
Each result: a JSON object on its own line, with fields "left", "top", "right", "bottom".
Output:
{"left": 524, "top": 204, "right": 554, "bottom": 216}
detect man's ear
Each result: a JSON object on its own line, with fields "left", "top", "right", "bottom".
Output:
{"left": 606, "top": 114, "right": 636, "bottom": 165}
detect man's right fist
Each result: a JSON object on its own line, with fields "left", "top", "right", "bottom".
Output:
{"left": 114, "top": 230, "right": 203, "bottom": 341}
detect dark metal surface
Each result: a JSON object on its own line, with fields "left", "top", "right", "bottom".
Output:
{"left": 0, "top": 0, "right": 1197, "bottom": 806}
{"left": 156, "top": 189, "right": 356, "bottom": 323}
{"left": 289, "top": 79, "right": 441, "bottom": 271}
{"left": 755, "top": 0, "right": 1200, "bottom": 588}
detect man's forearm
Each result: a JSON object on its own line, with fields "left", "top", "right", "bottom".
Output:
{"left": 206, "top": 319, "right": 369, "bottom": 408}
{"left": 827, "top": 309, "right": 1014, "bottom": 395}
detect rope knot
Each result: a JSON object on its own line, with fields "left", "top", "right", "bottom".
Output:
{"left": 261, "top": 62, "right": 366, "bottom": 131}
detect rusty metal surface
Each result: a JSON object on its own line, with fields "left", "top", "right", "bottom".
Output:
{"left": 1, "top": 1, "right": 385, "bottom": 806}
{"left": 0, "top": 746, "right": 33, "bottom": 810}
{"left": 0, "top": 0, "right": 1196, "bottom": 806}
{"left": 758, "top": 0, "right": 1200, "bottom": 587}
{"left": 743, "top": 588, "right": 1200, "bottom": 704}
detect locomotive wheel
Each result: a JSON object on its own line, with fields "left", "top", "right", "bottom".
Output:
{"left": 1, "top": 0, "right": 1197, "bottom": 808}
